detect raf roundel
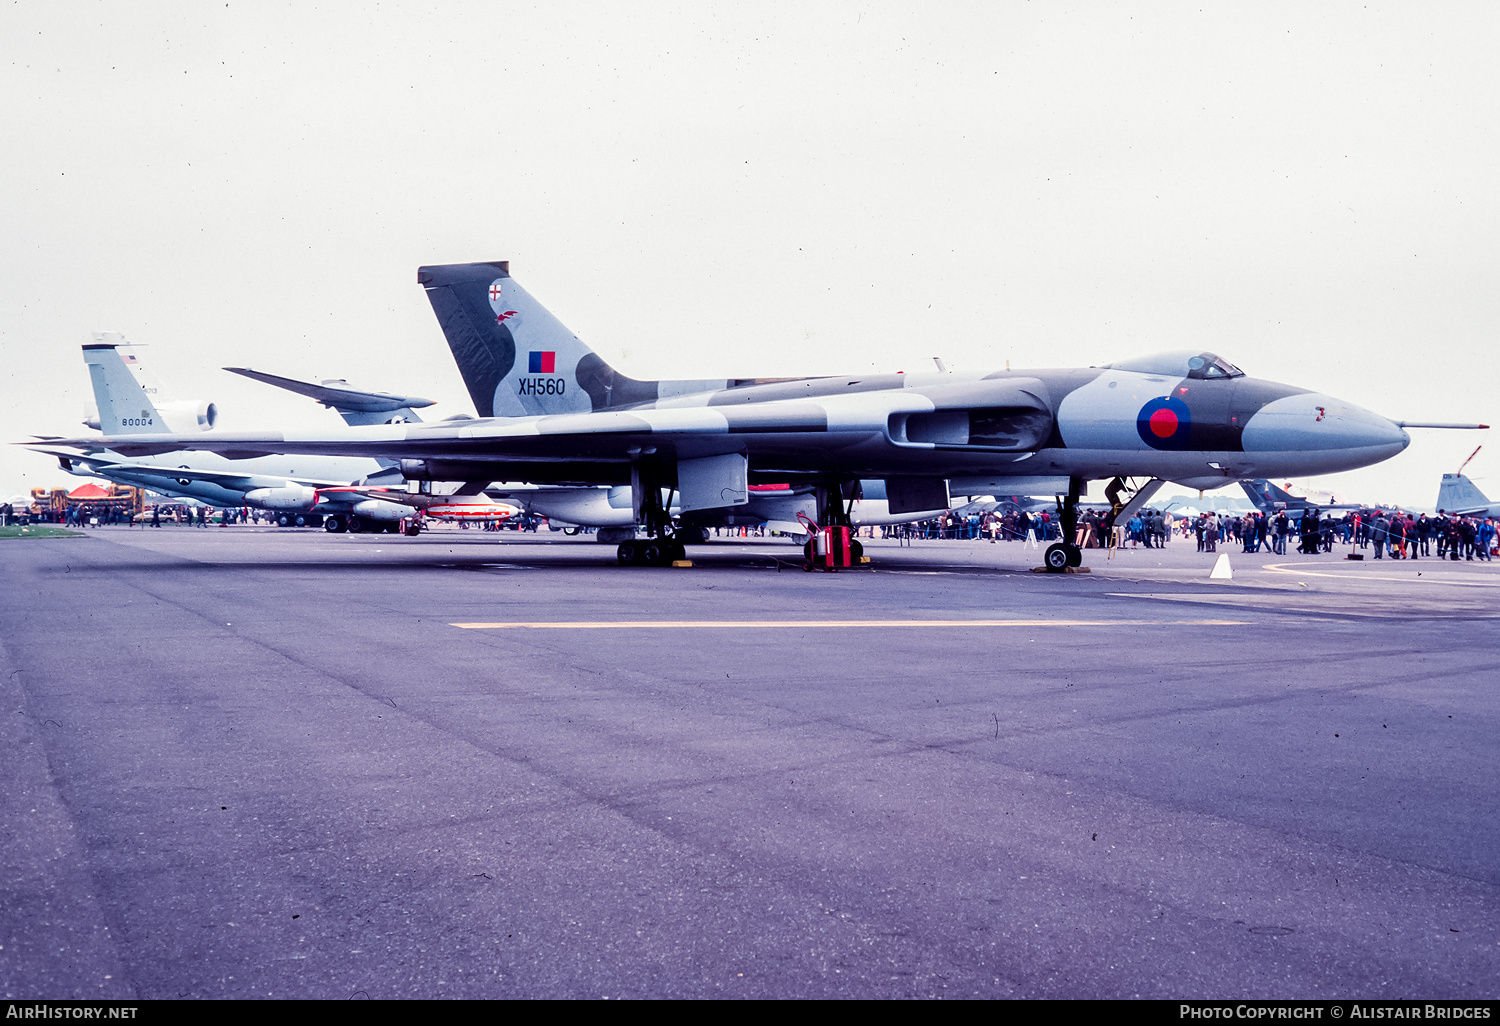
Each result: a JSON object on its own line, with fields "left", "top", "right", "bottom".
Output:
{"left": 1136, "top": 395, "right": 1193, "bottom": 450}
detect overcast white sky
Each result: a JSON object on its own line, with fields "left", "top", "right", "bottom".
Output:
{"left": 3, "top": 2, "right": 1496, "bottom": 507}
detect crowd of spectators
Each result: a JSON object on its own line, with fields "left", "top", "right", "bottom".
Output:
{"left": 6, "top": 496, "right": 1497, "bottom": 561}
{"left": 877, "top": 505, "right": 1498, "bottom": 561}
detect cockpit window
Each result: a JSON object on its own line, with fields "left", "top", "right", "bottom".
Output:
{"left": 1108, "top": 351, "right": 1244, "bottom": 380}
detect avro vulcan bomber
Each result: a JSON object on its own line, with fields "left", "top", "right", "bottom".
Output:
{"left": 44, "top": 260, "right": 1453, "bottom": 570}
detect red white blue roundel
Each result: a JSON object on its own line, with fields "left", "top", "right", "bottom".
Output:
{"left": 1137, "top": 395, "right": 1193, "bottom": 450}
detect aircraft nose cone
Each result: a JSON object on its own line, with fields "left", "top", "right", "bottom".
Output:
{"left": 1242, "top": 392, "right": 1409, "bottom": 468}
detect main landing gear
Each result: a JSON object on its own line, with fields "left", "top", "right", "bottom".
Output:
{"left": 616, "top": 536, "right": 687, "bottom": 567}
{"left": 1043, "top": 476, "right": 1084, "bottom": 573}
{"left": 615, "top": 464, "right": 688, "bottom": 566}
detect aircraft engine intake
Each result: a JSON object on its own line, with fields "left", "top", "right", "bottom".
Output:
{"left": 894, "top": 406, "right": 1052, "bottom": 450}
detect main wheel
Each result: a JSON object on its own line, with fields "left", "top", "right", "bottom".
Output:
{"left": 1044, "top": 543, "right": 1070, "bottom": 572}
{"left": 668, "top": 539, "right": 687, "bottom": 562}
{"left": 293, "top": 514, "right": 308, "bottom": 528}
{"left": 276, "top": 513, "right": 293, "bottom": 528}
{"left": 642, "top": 541, "right": 666, "bottom": 566}
{"left": 324, "top": 515, "right": 346, "bottom": 533}
{"left": 617, "top": 541, "right": 638, "bottom": 565}
{"left": 850, "top": 539, "right": 864, "bottom": 561}
{"left": 348, "top": 516, "right": 366, "bottom": 533}
{"left": 404, "top": 522, "right": 422, "bottom": 537}
{"left": 1065, "top": 543, "right": 1083, "bottom": 567}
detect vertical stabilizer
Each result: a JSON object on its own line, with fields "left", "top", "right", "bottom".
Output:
{"left": 1239, "top": 479, "right": 1300, "bottom": 512}
{"left": 93, "top": 332, "right": 171, "bottom": 403}
{"left": 84, "top": 340, "right": 166, "bottom": 434}
{"left": 417, "top": 261, "right": 727, "bottom": 417}
{"left": 1436, "top": 473, "right": 1493, "bottom": 515}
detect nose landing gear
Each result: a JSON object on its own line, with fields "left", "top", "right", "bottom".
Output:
{"left": 1043, "top": 542, "right": 1081, "bottom": 570}
{"left": 1042, "top": 477, "right": 1086, "bottom": 573}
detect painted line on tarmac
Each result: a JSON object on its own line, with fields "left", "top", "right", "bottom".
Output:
{"left": 1262, "top": 561, "right": 1500, "bottom": 588}
{"left": 450, "top": 618, "right": 1252, "bottom": 629}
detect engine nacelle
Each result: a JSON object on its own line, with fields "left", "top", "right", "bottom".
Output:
{"left": 244, "top": 486, "right": 318, "bottom": 510}
{"left": 523, "top": 488, "right": 635, "bottom": 527}
{"left": 155, "top": 400, "right": 218, "bottom": 433}
{"left": 350, "top": 499, "right": 409, "bottom": 521}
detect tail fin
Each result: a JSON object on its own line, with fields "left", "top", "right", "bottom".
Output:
{"left": 1437, "top": 473, "right": 1492, "bottom": 515}
{"left": 1239, "top": 479, "right": 1300, "bottom": 512}
{"left": 83, "top": 338, "right": 167, "bottom": 434}
{"left": 417, "top": 261, "right": 726, "bottom": 417}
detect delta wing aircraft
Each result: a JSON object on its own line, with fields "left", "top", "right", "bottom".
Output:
{"left": 1238, "top": 479, "right": 1365, "bottom": 514}
{"left": 44, "top": 260, "right": 1465, "bottom": 570}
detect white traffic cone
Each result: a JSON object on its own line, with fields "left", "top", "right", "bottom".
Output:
{"left": 1210, "top": 553, "right": 1233, "bottom": 580}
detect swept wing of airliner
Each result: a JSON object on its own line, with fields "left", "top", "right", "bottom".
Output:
{"left": 222, "top": 367, "right": 435, "bottom": 427}
{"left": 42, "top": 260, "right": 1454, "bottom": 569}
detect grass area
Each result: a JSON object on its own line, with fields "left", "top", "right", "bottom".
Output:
{"left": 0, "top": 524, "right": 86, "bottom": 539}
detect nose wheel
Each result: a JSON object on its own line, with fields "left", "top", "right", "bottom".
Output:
{"left": 1042, "top": 477, "right": 1087, "bottom": 572}
{"left": 1044, "top": 542, "right": 1083, "bottom": 571}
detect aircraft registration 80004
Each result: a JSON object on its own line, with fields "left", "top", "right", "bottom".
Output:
{"left": 44, "top": 260, "right": 1469, "bottom": 571}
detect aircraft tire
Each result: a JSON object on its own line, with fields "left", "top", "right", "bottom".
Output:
{"left": 850, "top": 539, "right": 864, "bottom": 561}
{"left": 348, "top": 516, "right": 366, "bottom": 534}
{"left": 293, "top": 514, "right": 308, "bottom": 528}
{"left": 1065, "top": 543, "right": 1083, "bottom": 568}
{"left": 405, "top": 522, "right": 421, "bottom": 537}
{"left": 276, "top": 513, "right": 293, "bottom": 528}
{"left": 668, "top": 539, "right": 687, "bottom": 562}
{"left": 324, "top": 516, "right": 346, "bottom": 533}
{"left": 1044, "top": 543, "right": 1070, "bottom": 572}
{"left": 617, "top": 541, "right": 638, "bottom": 566}
{"left": 643, "top": 541, "right": 666, "bottom": 566}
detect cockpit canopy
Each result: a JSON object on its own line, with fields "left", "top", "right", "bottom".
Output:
{"left": 1107, "top": 351, "right": 1245, "bottom": 380}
